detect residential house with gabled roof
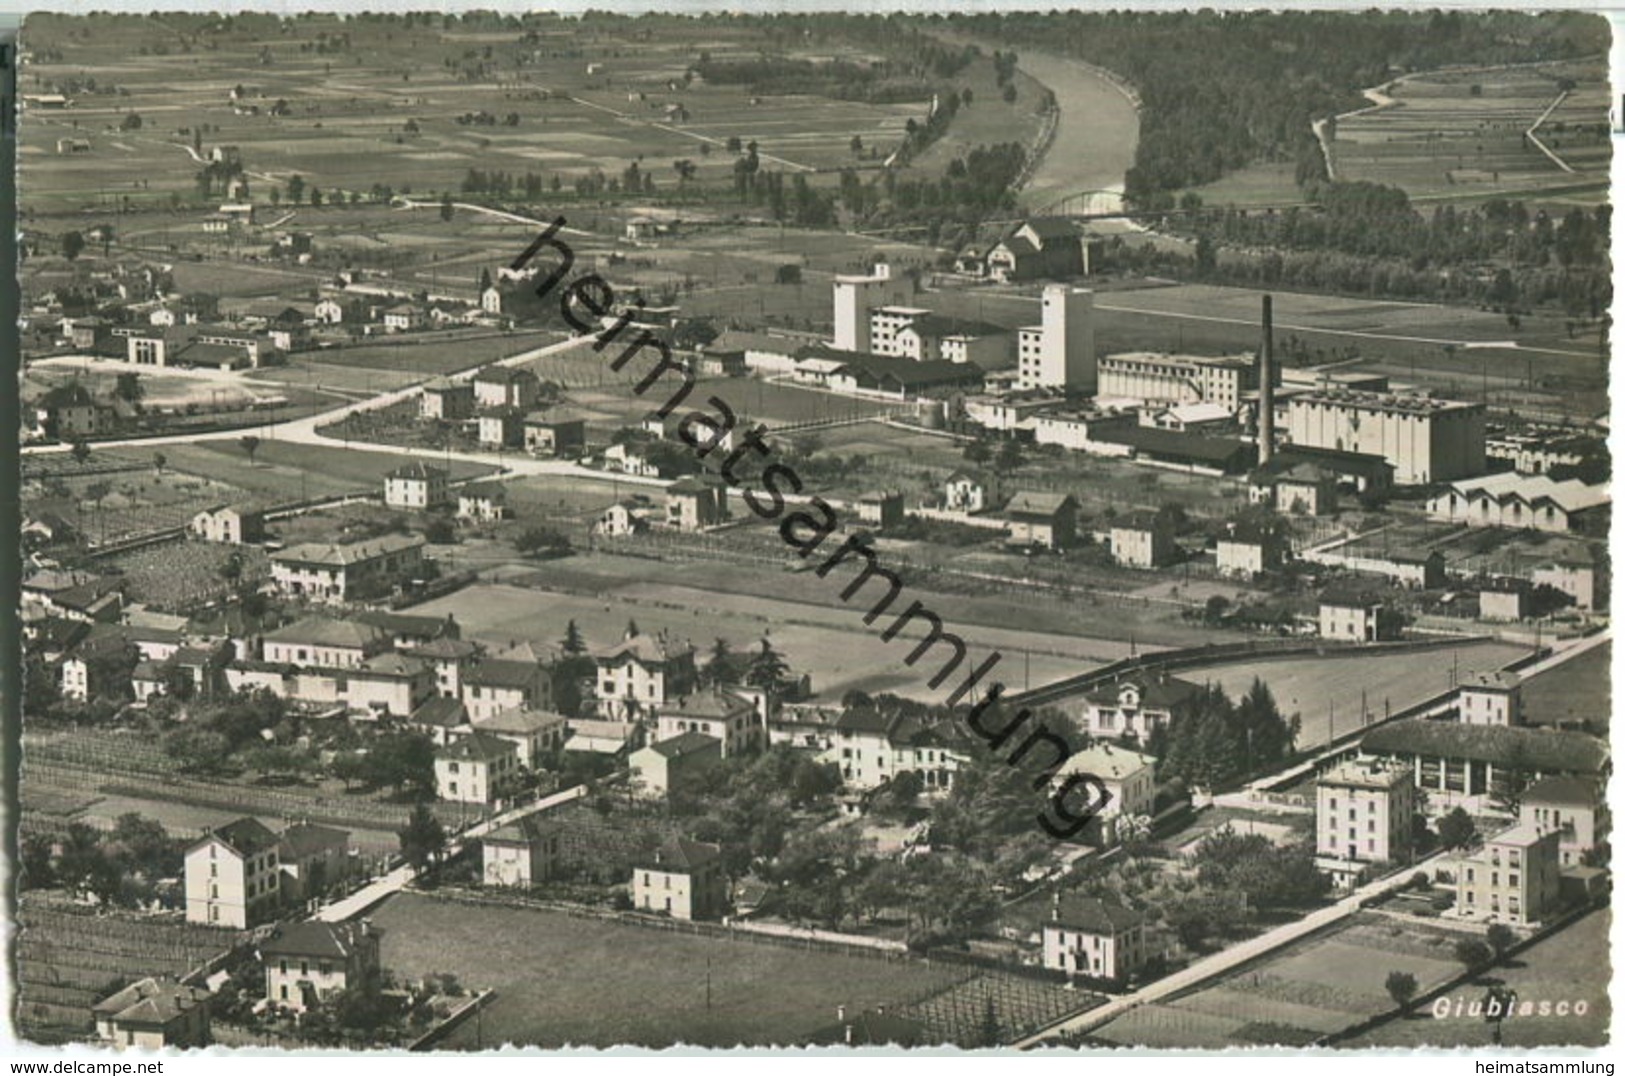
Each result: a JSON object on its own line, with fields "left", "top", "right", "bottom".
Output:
{"left": 407, "top": 637, "right": 482, "bottom": 698}
{"left": 23, "top": 567, "right": 123, "bottom": 623}
{"left": 469, "top": 707, "right": 568, "bottom": 769}
{"left": 381, "top": 303, "right": 423, "bottom": 333}
{"left": 32, "top": 382, "right": 108, "bottom": 439}
{"left": 473, "top": 365, "right": 541, "bottom": 410}
{"left": 261, "top": 615, "right": 390, "bottom": 669}
{"left": 457, "top": 482, "right": 509, "bottom": 523}
{"left": 420, "top": 377, "right": 476, "bottom": 421}
{"left": 630, "top": 731, "right": 722, "bottom": 797}
{"left": 435, "top": 731, "right": 520, "bottom": 804}
{"left": 656, "top": 688, "right": 761, "bottom": 758}
{"left": 1249, "top": 460, "right": 1338, "bottom": 516}
{"left": 627, "top": 838, "right": 724, "bottom": 923}
{"left": 269, "top": 533, "right": 426, "bottom": 603}
{"left": 1452, "top": 823, "right": 1562, "bottom": 926}
{"left": 277, "top": 822, "right": 352, "bottom": 904}
{"left": 593, "top": 498, "right": 651, "bottom": 538}
{"left": 261, "top": 920, "right": 382, "bottom": 1014}
{"left": 1521, "top": 775, "right": 1609, "bottom": 868}
{"left": 666, "top": 473, "right": 730, "bottom": 531}
{"left": 462, "top": 658, "right": 553, "bottom": 722}
{"left": 185, "top": 817, "right": 282, "bottom": 927}
{"left": 1041, "top": 894, "right": 1147, "bottom": 983}
{"left": 1110, "top": 511, "right": 1177, "bottom": 569}
{"left": 632, "top": 837, "right": 726, "bottom": 920}
{"left": 1005, "top": 491, "right": 1079, "bottom": 552}
{"left": 384, "top": 461, "right": 448, "bottom": 510}
{"left": 190, "top": 502, "right": 267, "bottom": 545}
{"left": 594, "top": 629, "right": 698, "bottom": 721}
{"left": 1215, "top": 518, "right": 1289, "bottom": 578}
{"left": 406, "top": 696, "right": 473, "bottom": 745}
{"left": 1080, "top": 674, "right": 1203, "bottom": 742}
{"left": 93, "top": 978, "right": 212, "bottom": 1050}
{"left": 943, "top": 469, "right": 1001, "bottom": 515}
{"left": 1318, "top": 585, "right": 1387, "bottom": 642}
{"left": 483, "top": 814, "right": 562, "bottom": 888}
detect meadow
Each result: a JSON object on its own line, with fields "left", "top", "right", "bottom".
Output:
{"left": 370, "top": 891, "right": 1093, "bottom": 1047}
{"left": 1180, "top": 639, "right": 1533, "bottom": 749}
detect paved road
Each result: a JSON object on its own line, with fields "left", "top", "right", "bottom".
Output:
{"left": 313, "top": 784, "right": 590, "bottom": 923}
{"left": 1015, "top": 850, "right": 1450, "bottom": 1047}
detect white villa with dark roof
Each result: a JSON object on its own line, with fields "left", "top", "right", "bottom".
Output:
{"left": 633, "top": 838, "right": 727, "bottom": 920}
{"left": 384, "top": 461, "right": 448, "bottom": 509}
{"left": 261, "top": 920, "right": 382, "bottom": 1013}
{"left": 1041, "top": 895, "right": 1147, "bottom": 982}
{"left": 1079, "top": 674, "right": 1202, "bottom": 741}
{"left": 461, "top": 658, "right": 553, "bottom": 721}
{"left": 435, "top": 731, "right": 520, "bottom": 804}
{"left": 594, "top": 630, "right": 698, "bottom": 721}
{"left": 482, "top": 814, "right": 561, "bottom": 887}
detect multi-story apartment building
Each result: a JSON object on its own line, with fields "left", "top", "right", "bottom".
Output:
{"left": 1457, "top": 672, "right": 1524, "bottom": 727}
{"left": 434, "top": 732, "right": 519, "bottom": 804}
{"left": 184, "top": 817, "right": 282, "bottom": 928}
{"left": 1315, "top": 759, "right": 1417, "bottom": 868}
{"left": 383, "top": 462, "right": 448, "bottom": 510}
{"left": 594, "top": 630, "right": 698, "bottom": 721}
{"left": 1521, "top": 775, "right": 1608, "bottom": 868}
{"left": 1454, "top": 824, "right": 1561, "bottom": 925}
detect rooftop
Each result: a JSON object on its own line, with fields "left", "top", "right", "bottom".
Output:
{"left": 440, "top": 731, "right": 518, "bottom": 763}
{"left": 1050, "top": 894, "right": 1145, "bottom": 934}
{"left": 474, "top": 707, "right": 568, "bottom": 735}
{"left": 1361, "top": 719, "right": 1608, "bottom": 775}
{"left": 271, "top": 533, "right": 424, "bottom": 568}
{"left": 643, "top": 730, "right": 720, "bottom": 759}
{"left": 191, "top": 816, "right": 278, "bottom": 857}
{"left": 260, "top": 920, "right": 379, "bottom": 960}
{"left": 1521, "top": 774, "right": 1602, "bottom": 809}
{"left": 1318, "top": 759, "right": 1412, "bottom": 791}
{"left": 278, "top": 821, "right": 351, "bottom": 859}
{"left": 638, "top": 837, "right": 721, "bottom": 873}
{"left": 263, "top": 616, "right": 388, "bottom": 651}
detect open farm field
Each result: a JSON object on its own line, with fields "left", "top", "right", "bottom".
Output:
{"left": 1344, "top": 907, "right": 1610, "bottom": 1048}
{"left": 1180, "top": 639, "right": 1532, "bottom": 749}
{"left": 1094, "top": 912, "right": 1470, "bottom": 1048}
{"left": 17, "top": 893, "right": 242, "bottom": 1041}
{"left": 18, "top": 15, "right": 923, "bottom": 218}
{"left": 157, "top": 439, "right": 498, "bottom": 502}
{"left": 370, "top": 891, "right": 1091, "bottom": 1047}
{"left": 1333, "top": 59, "right": 1609, "bottom": 205}
{"left": 1521, "top": 640, "right": 1610, "bottom": 732}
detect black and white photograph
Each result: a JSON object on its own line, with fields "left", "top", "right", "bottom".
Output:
{"left": 8, "top": 5, "right": 1615, "bottom": 1053}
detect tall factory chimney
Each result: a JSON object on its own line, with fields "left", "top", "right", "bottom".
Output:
{"left": 1259, "top": 294, "right": 1276, "bottom": 465}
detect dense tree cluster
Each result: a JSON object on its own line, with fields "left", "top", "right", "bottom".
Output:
{"left": 1189, "top": 825, "right": 1329, "bottom": 909}
{"left": 961, "top": 9, "right": 1604, "bottom": 198}
{"left": 22, "top": 814, "right": 185, "bottom": 907}
{"left": 1150, "top": 678, "right": 1298, "bottom": 791}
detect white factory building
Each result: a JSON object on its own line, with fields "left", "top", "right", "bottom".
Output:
{"left": 1015, "top": 285, "right": 1095, "bottom": 392}
{"left": 831, "top": 264, "right": 917, "bottom": 354}
{"left": 1096, "top": 352, "right": 1257, "bottom": 414}
{"left": 1283, "top": 390, "right": 1485, "bottom": 486}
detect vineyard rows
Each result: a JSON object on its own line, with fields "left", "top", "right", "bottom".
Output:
{"left": 900, "top": 970, "right": 1099, "bottom": 1045}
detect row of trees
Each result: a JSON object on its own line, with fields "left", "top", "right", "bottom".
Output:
{"left": 22, "top": 814, "right": 184, "bottom": 907}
